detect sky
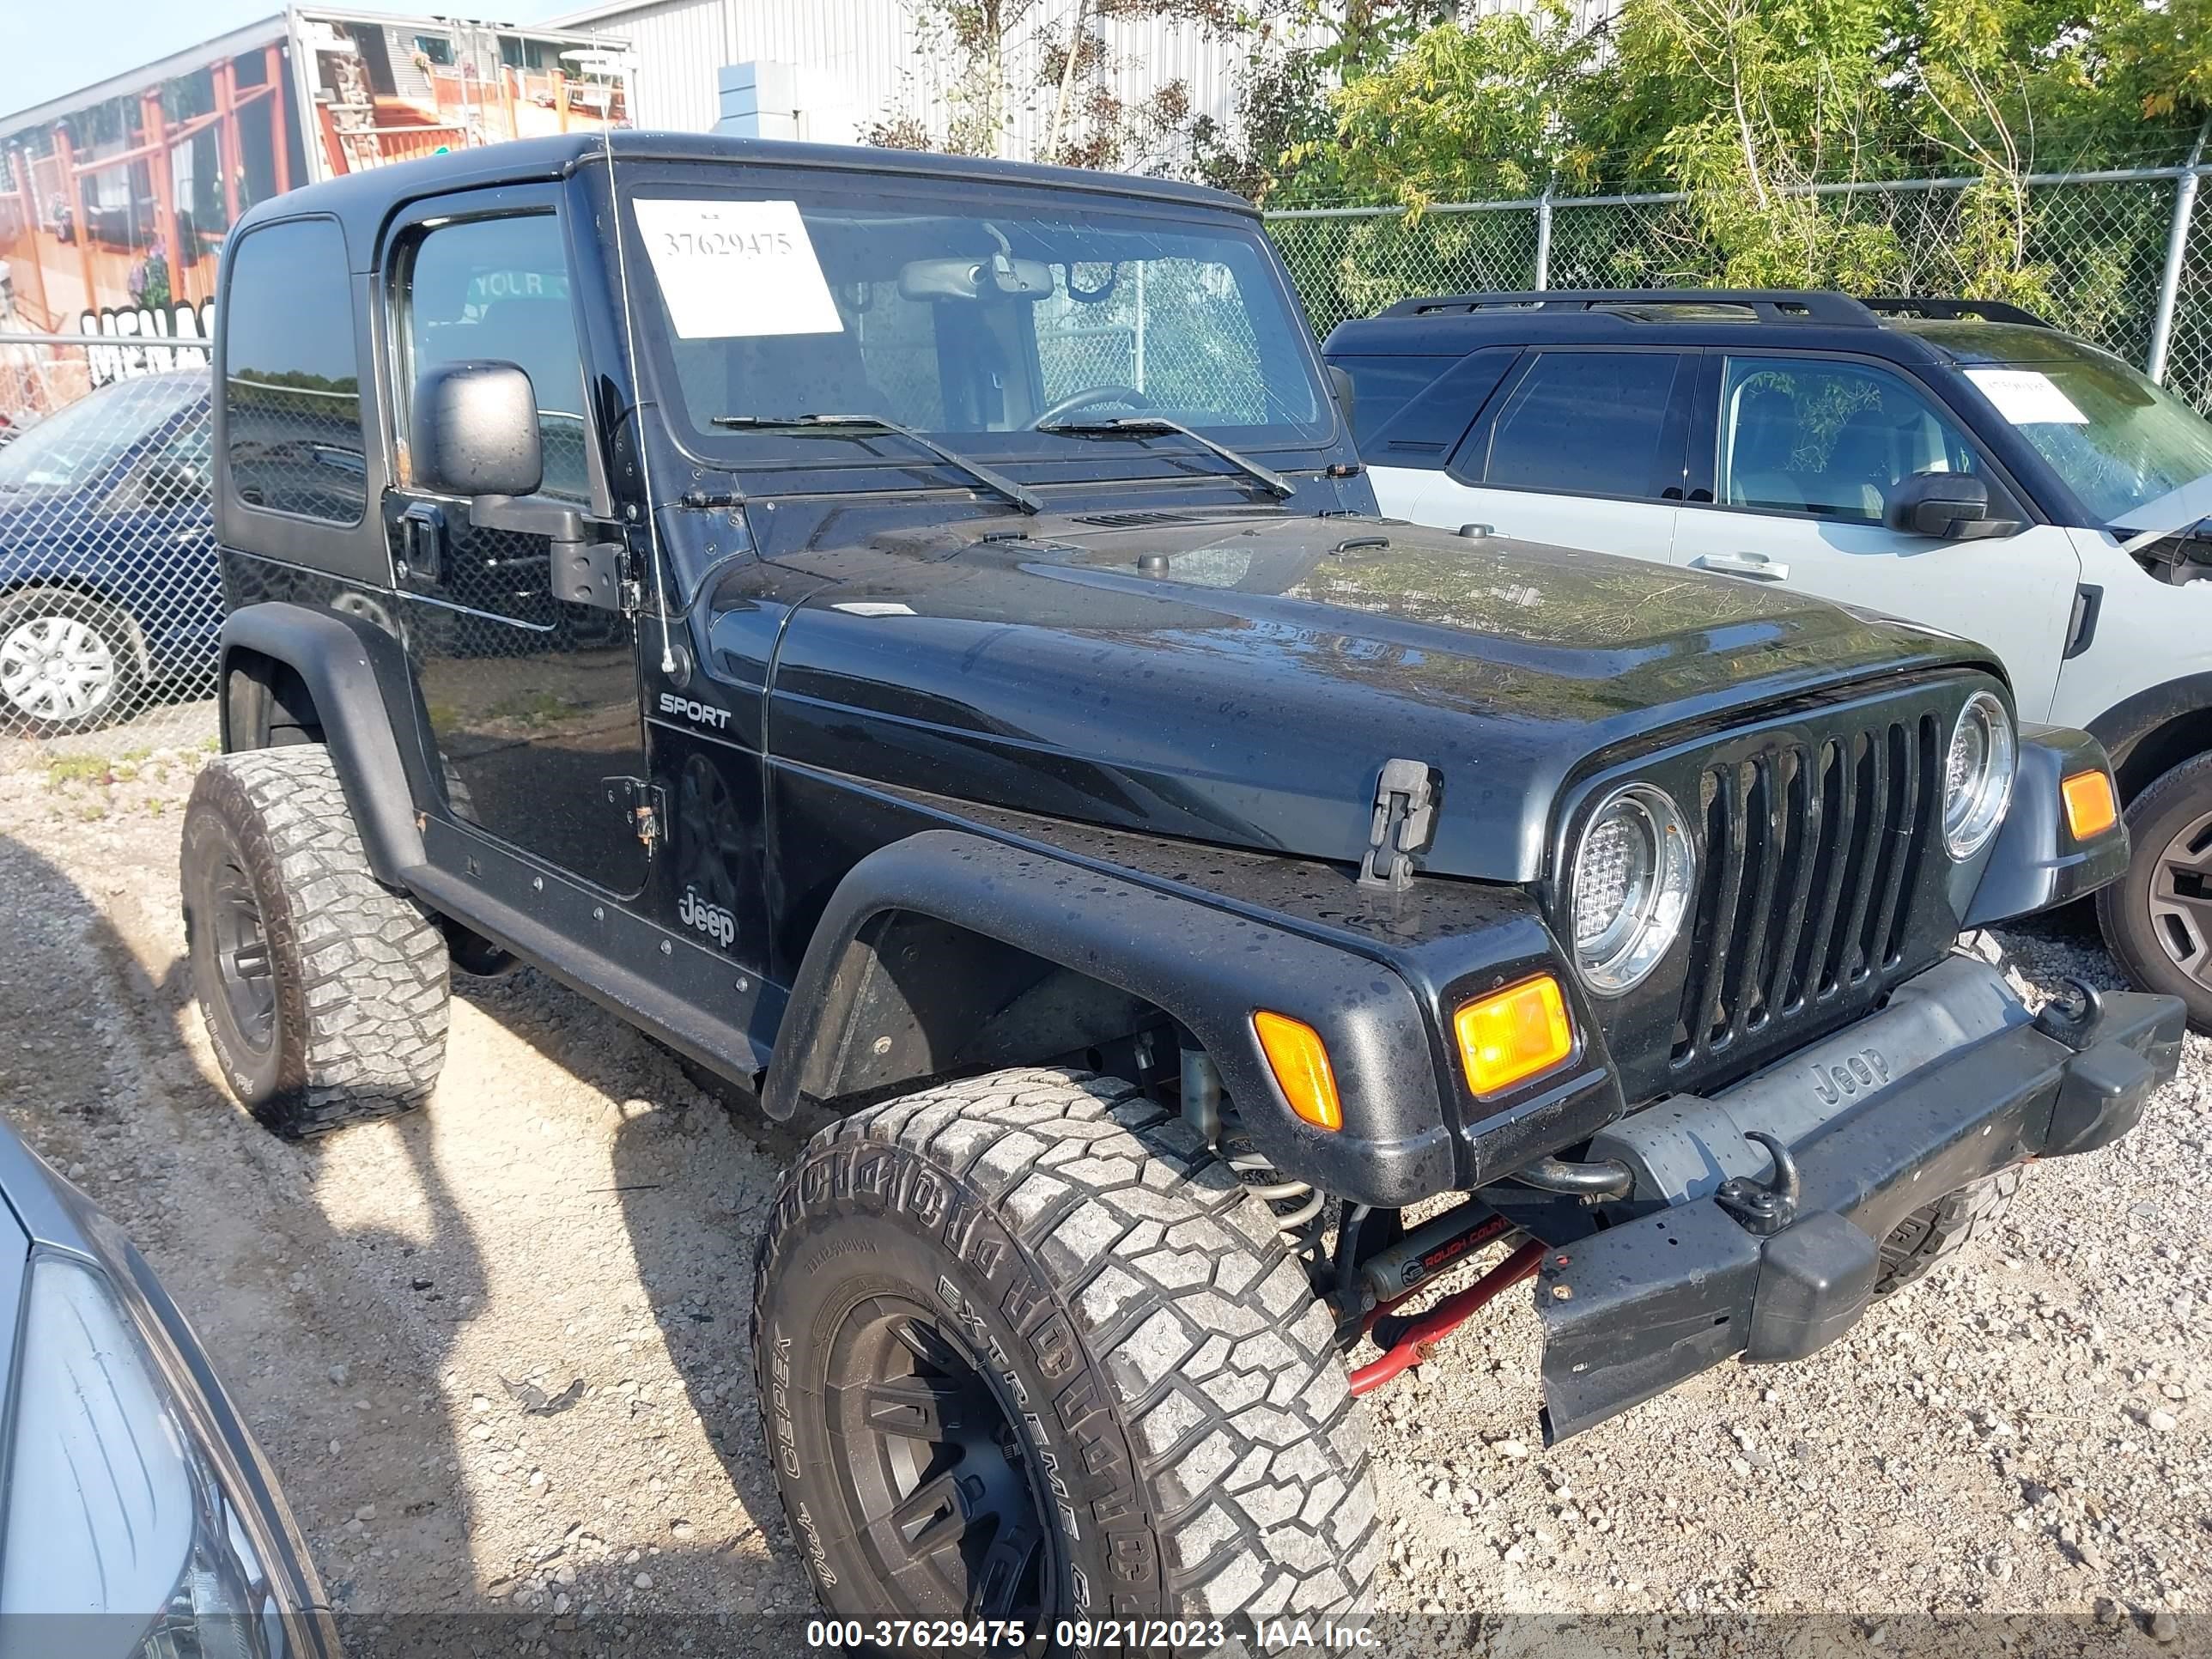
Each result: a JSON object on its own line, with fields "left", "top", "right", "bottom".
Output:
{"left": 1, "top": 0, "right": 580, "bottom": 119}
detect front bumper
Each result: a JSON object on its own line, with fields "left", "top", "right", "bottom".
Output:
{"left": 1535, "top": 957, "right": 2185, "bottom": 1444}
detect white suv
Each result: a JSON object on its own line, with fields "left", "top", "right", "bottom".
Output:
{"left": 1327, "top": 289, "right": 2212, "bottom": 1026}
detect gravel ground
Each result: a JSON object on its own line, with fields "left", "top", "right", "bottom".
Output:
{"left": 0, "top": 739, "right": 2206, "bottom": 1654}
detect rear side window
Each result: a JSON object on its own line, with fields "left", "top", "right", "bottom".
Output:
{"left": 223, "top": 219, "right": 366, "bottom": 524}
{"left": 1480, "top": 350, "right": 1685, "bottom": 496}
{"left": 1330, "top": 355, "right": 1456, "bottom": 444}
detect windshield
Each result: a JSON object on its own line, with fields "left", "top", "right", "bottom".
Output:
{"left": 615, "top": 173, "right": 1332, "bottom": 471}
{"left": 1962, "top": 353, "right": 2212, "bottom": 525}
{"left": 0, "top": 374, "right": 201, "bottom": 495}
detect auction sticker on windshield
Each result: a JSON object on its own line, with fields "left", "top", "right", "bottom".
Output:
{"left": 1966, "top": 367, "right": 2088, "bottom": 426}
{"left": 633, "top": 198, "right": 842, "bottom": 339}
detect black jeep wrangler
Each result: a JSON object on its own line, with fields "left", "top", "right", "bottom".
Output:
{"left": 180, "top": 134, "right": 2183, "bottom": 1630}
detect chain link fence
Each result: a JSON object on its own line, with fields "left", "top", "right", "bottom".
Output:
{"left": 1266, "top": 164, "right": 2212, "bottom": 416}
{"left": 0, "top": 333, "right": 218, "bottom": 758}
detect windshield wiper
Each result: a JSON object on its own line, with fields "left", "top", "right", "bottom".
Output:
{"left": 708, "top": 413, "right": 1042, "bottom": 514}
{"left": 1035, "top": 416, "right": 1296, "bottom": 499}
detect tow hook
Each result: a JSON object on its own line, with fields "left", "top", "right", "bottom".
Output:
{"left": 1715, "top": 1131, "right": 1801, "bottom": 1236}
{"left": 2033, "top": 975, "right": 2104, "bottom": 1041}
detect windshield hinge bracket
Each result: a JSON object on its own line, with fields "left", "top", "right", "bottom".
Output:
{"left": 1361, "top": 758, "right": 1437, "bottom": 891}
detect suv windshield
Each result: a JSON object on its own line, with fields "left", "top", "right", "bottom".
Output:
{"left": 0, "top": 374, "right": 200, "bottom": 495}
{"left": 615, "top": 173, "right": 1331, "bottom": 473}
{"left": 1961, "top": 349, "right": 2212, "bottom": 525}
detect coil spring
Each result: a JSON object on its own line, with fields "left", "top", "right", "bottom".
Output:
{"left": 1219, "top": 1115, "right": 1327, "bottom": 1253}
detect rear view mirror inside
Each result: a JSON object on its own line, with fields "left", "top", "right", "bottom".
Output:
{"left": 899, "top": 255, "right": 1055, "bottom": 302}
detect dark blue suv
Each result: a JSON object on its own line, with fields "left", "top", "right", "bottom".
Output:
{"left": 0, "top": 371, "right": 216, "bottom": 737}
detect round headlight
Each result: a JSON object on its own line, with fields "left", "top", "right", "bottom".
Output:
{"left": 1570, "top": 783, "right": 1696, "bottom": 994}
{"left": 1943, "top": 690, "right": 2015, "bottom": 860}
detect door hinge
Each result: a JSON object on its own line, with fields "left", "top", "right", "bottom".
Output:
{"left": 618, "top": 577, "right": 644, "bottom": 615}
{"left": 1361, "top": 758, "right": 1437, "bottom": 890}
{"left": 603, "top": 775, "right": 667, "bottom": 847}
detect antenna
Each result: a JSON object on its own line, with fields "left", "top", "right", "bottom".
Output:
{"left": 600, "top": 125, "right": 678, "bottom": 675}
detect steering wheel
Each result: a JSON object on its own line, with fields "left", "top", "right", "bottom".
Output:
{"left": 1033, "top": 384, "right": 1158, "bottom": 428}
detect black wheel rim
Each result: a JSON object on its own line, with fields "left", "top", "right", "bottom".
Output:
{"left": 823, "top": 1295, "right": 1053, "bottom": 1621}
{"left": 2149, "top": 805, "right": 2212, "bottom": 989}
{"left": 209, "top": 851, "right": 276, "bottom": 1054}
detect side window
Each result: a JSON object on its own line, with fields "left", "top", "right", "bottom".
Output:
{"left": 1329, "top": 355, "right": 1457, "bottom": 444}
{"left": 1719, "top": 356, "right": 1979, "bottom": 521}
{"left": 402, "top": 214, "right": 589, "bottom": 500}
{"left": 224, "top": 218, "right": 366, "bottom": 524}
{"left": 107, "top": 422, "right": 213, "bottom": 514}
{"left": 1481, "top": 350, "right": 1685, "bottom": 496}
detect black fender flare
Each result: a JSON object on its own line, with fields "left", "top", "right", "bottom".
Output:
{"left": 218, "top": 603, "right": 433, "bottom": 884}
{"left": 761, "top": 829, "right": 1458, "bottom": 1208}
{"left": 1961, "top": 725, "right": 2131, "bottom": 927}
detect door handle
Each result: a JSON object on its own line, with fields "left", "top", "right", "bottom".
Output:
{"left": 1692, "top": 551, "right": 1790, "bottom": 581}
{"left": 398, "top": 501, "right": 447, "bottom": 587}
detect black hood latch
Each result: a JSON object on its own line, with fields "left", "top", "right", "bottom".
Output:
{"left": 1360, "top": 758, "right": 1437, "bottom": 890}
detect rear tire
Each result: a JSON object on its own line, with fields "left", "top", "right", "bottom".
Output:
{"left": 752, "top": 1067, "right": 1378, "bottom": 1630}
{"left": 1874, "top": 1167, "right": 2021, "bottom": 1297}
{"left": 181, "top": 745, "right": 449, "bottom": 1135}
{"left": 2099, "top": 752, "right": 2212, "bottom": 1031}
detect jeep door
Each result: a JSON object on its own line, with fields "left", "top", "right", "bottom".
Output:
{"left": 1372, "top": 346, "right": 1692, "bottom": 566}
{"left": 1673, "top": 351, "right": 2080, "bottom": 720}
{"left": 380, "top": 189, "right": 651, "bottom": 896}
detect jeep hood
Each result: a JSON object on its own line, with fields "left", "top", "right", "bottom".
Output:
{"left": 744, "top": 512, "right": 1988, "bottom": 883}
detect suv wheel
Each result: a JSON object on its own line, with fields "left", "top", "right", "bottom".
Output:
{"left": 753, "top": 1068, "right": 1377, "bottom": 1628}
{"left": 0, "top": 586, "right": 139, "bottom": 737}
{"left": 181, "top": 745, "right": 450, "bottom": 1135}
{"left": 2098, "top": 752, "right": 2212, "bottom": 1030}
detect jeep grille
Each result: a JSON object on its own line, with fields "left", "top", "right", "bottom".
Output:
{"left": 1671, "top": 708, "right": 1944, "bottom": 1070}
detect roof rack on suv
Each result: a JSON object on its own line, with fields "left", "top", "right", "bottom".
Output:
{"left": 1857, "top": 295, "right": 2051, "bottom": 328}
{"left": 1377, "top": 289, "right": 1881, "bottom": 325}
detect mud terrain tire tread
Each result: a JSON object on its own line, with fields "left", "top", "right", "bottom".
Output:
{"left": 752, "top": 1067, "right": 1379, "bottom": 1626}
{"left": 1874, "top": 1166, "right": 2021, "bottom": 1297}
{"left": 183, "top": 745, "right": 448, "bottom": 1135}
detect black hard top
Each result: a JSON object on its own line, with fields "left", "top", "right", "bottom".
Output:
{"left": 1322, "top": 287, "right": 2116, "bottom": 372}
{"left": 232, "top": 131, "right": 1260, "bottom": 253}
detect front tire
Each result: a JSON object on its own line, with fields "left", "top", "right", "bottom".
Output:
{"left": 2100, "top": 752, "right": 2212, "bottom": 1030}
{"left": 180, "top": 745, "right": 450, "bottom": 1135}
{"left": 752, "top": 1068, "right": 1378, "bottom": 1630}
{"left": 0, "top": 586, "right": 139, "bottom": 737}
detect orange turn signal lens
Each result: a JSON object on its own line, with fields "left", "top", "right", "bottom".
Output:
{"left": 1253, "top": 1011, "right": 1343, "bottom": 1132}
{"left": 2062, "top": 769, "right": 2119, "bottom": 840}
{"left": 1455, "top": 975, "right": 1575, "bottom": 1097}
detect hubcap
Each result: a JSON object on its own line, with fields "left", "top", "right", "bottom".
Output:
{"left": 824, "top": 1297, "right": 1051, "bottom": 1621}
{"left": 210, "top": 853, "right": 276, "bottom": 1054}
{"left": 2149, "top": 806, "right": 2212, "bottom": 989}
{"left": 0, "top": 613, "right": 117, "bottom": 722}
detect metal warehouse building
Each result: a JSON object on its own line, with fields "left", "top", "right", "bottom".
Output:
{"left": 547, "top": 0, "right": 1291, "bottom": 156}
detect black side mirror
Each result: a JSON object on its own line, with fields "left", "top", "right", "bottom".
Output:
{"left": 1883, "top": 470, "right": 2017, "bottom": 539}
{"left": 1327, "top": 363, "right": 1357, "bottom": 434}
{"left": 410, "top": 360, "right": 542, "bottom": 499}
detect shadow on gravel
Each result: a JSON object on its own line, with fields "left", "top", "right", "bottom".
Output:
{"left": 0, "top": 833, "right": 494, "bottom": 1648}
{"left": 449, "top": 965, "right": 825, "bottom": 1627}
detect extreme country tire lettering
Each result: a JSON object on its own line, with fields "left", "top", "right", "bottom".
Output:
{"left": 180, "top": 744, "right": 449, "bottom": 1136}
{"left": 751, "top": 1068, "right": 1378, "bottom": 1631}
